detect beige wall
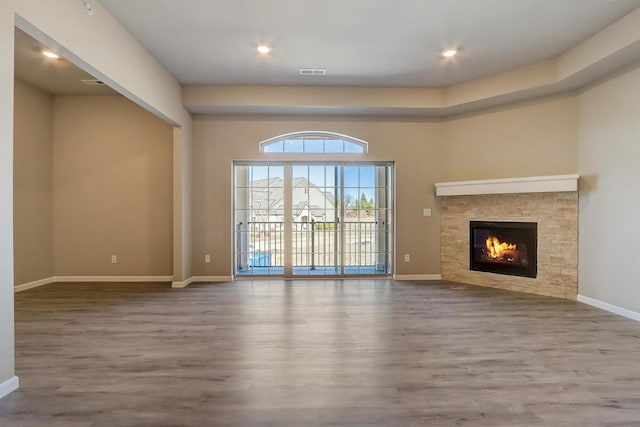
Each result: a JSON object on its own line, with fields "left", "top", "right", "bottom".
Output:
{"left": 442, "top": 96, "right": 578, "bottom": 181}
{"left": 192, "top": 116, "right": 444, "bottom": 277}
{"left": 578, "top": 64, "right": 640, "bottom": 313}
{"left": 52, "top": 96, "right": 173, "bottom": 276}
{"left": 13, "top": 80, "right": 53, "bottom": 286}
{"left": 12, "top": 90, "right": 174, "bottom": 281}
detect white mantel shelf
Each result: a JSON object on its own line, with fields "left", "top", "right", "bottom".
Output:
{"left": 435, "top": 174, "right": 579, "bottom": 196}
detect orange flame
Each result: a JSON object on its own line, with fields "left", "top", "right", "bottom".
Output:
{"left": 485, "top": 236, "right": 517, "bottom": 259}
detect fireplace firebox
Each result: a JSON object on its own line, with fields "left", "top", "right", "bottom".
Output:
{"left": 470, "top": 221, "right": 537, "bottom": 278}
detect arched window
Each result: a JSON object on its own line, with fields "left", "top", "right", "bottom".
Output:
{"left": 259, "top": 131, "right": 367, "bottom": 154}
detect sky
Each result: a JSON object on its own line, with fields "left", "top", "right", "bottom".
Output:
{"left": 262, "top": 138, "right": 365, "bottom": 154}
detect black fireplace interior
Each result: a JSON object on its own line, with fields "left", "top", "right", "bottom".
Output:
{"left": 470, "top": 221, "right": 537, "bottom": 278}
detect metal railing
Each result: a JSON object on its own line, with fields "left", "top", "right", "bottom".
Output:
{"left": 237, "top": 220, "right": 389, "bottom": 271}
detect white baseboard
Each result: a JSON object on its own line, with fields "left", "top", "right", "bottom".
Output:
{"left": 192, "top": 276, "right": 234, "bottom": 283}
{"left": 14, "top": 277, "right": 56, "bottom": 293}
{"left": 172, "top": 276, "right": 233, "bottom": 289}
{"left": 54, "top": 276, "right": 173, "bottom": 283}
{"left": 0, "top": 376, "right": 19, "bottom": 400}
{"left": 394, "top": 274, "right": 442, "bottom": 281}
{"left": 171, "top": 277, "right": 194, "bottom": 289}
{"left": 15, "top": 275, "right": 232, "bottom": 292}
{"left": 577, "top": 295, "right": 640, "bottom": 322}
{"left": 15, "top": 276, "right": 173, "bottom": 293}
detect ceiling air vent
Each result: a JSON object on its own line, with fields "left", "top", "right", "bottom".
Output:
{"left": 299, "top": 68, "right": 327, "bottom": 76}
{"left": 80, "top": 79, "right": 106, "bottom": 86}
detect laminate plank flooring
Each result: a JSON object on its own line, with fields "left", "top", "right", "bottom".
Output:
{"left": 1, "top": 280, "right": 640, "bottom": 426}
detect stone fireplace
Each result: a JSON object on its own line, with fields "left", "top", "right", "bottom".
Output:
{"left": 436, "top": 175, "right": 579, "bottom": 299}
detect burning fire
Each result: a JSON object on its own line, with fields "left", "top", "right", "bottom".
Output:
{"left": 485, "top": 236, "right": 517, "bottom": 260}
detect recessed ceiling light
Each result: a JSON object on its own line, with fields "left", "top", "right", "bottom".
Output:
{"left": 42, "top": 51, "right": 60, "bottom": 59}
{"left": 442, "top": 49, "right": 457, "bottom": 58}
{"left": 257, "top": 45, "right": 271, "bottom": 54}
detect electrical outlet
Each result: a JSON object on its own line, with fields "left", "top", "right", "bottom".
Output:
{"left": 404, "top": 254, "right": 410, "bottom": 262}
{"left": 423, "top": 208, "right": 432, "bottom": 217}
{"left": 111, "top": 255, "right": 117, "bottom": 264}
{"left": 205, "top": 254, "right": 211, "bottom": 264}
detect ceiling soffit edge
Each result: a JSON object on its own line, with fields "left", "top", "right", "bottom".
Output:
{"left": 181, "top": 7, "right": 640, "bottom": 118}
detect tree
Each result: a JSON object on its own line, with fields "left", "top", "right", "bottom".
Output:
{"left": 360, "top": 193, "right": 374, "bottom": 216}
{"left": 360, "top": 193, "right": 368, "bottom": 208}
{"left": 343, "top": 194, "right": 355, "bottom": 209}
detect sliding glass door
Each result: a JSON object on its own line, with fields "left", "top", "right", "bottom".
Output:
{"left": 234, "top": 162, "right": 393, "bottom": 277}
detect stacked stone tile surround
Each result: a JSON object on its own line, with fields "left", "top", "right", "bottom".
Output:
{"left": 440, "top": 192, "right": 578, "bottom": 299}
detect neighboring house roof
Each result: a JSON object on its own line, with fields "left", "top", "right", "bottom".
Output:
{"left": 249, "top": 177, "right": 336, "bottom": 221}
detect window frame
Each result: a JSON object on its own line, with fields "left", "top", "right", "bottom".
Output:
{"left": 259, "top": 131, "right": 368, "bottom": 154}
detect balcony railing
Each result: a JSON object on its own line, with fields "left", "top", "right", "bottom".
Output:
{"left": 236, "top": 220, "right": 389, "bottom": 272}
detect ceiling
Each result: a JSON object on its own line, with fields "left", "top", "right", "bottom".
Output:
{"left": 14, "top": 28, "right": 117, "bottom": 96}
{"left": 100, "top": 0, "right": 640, "bottom": 88}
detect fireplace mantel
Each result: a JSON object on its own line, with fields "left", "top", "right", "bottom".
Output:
{"left": 435, "top": 174, "right": 579, "bottom": 197}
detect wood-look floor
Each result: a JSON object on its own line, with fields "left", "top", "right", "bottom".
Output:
{"left": 1, "top": 280, "right": 640, "bottom": 426}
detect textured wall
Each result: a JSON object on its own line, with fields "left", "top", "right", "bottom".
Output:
{"left": 441, "top": 192, "right": 578, "bottom": 299}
